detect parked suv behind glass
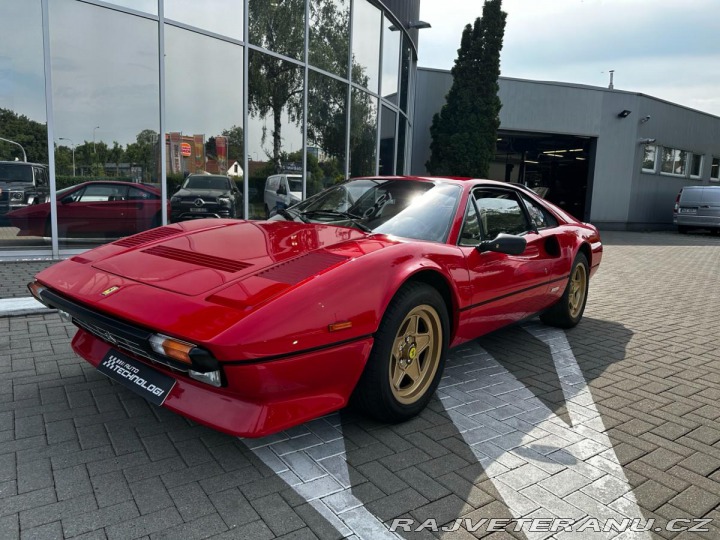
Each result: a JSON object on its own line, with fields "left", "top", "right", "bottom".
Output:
{"left": 0, "top": 161, "right": 49, "bottom": 222}
{"left": 170, "top": 174, "right": 242, "bottom": 222}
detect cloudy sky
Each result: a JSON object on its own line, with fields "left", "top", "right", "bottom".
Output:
{"left": 418, "top": 0, "right": 720, "bottom": 117}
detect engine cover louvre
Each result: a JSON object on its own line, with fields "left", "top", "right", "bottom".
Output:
{"left": 142, "top": 245, "right": 252, "bottom": 273}
{"left": 114, "top": 227, "right": 180, "bottom": 248}
{"left": 257, "top": 251, "right": 349, "bottom": 285}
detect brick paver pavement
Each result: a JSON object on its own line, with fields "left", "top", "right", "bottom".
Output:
{"left": 0, "top": 231, "right": 719, "bottom": 539}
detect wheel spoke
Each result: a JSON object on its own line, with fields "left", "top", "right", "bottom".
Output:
{"left": 391, "top": 363, "right": 406, "bottom": 389}
{"left": 407, "top": 314, "right": 419, "bottom": 337}
{"left": 404, "top": 357, "right": 421, "bottom": 383}
{"left": 415, "top": 334, "right": 431, "bottom": 357}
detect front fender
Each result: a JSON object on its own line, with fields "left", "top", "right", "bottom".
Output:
{"left": 208, "top": 240, "right": 469, "bottom": 362}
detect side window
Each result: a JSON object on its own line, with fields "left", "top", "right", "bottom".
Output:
{"left": 78, "top": 184, "right": 128, "bottom": 202}
{"left": 128, "top": 187, "right": 155, "bottom": 200}
{"left": 474, "top": 190, "right": 531, "bottom": 238}
{"left": 34, "top": 167, "right": 47, "bottom": 186}
{"left": 459, "top": 198, "right": 482, "bottom": 246}
{"left": 522, "top": 195, "right": 558, "bottom": 229}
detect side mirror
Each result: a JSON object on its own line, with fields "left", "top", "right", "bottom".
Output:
{"left": 476, "top": 233, "right": 527, "bottom": 255}
{"left": 61, "top": 196, "right": 74, "bottom": 204}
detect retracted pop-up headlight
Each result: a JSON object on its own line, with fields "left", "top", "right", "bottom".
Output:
{"left": 148, "top": 333, "right": 223, "bottom": 387}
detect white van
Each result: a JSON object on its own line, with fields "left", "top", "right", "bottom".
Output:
{"left": 263, "top": 174, "right": 303, "bottom": 217}
{"left": 673, "top": 185, "right": 720, "bottom": 234}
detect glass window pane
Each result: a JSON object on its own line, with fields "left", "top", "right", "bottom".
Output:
{"left": 661, "top": 148, "right": 686, "bottom": 175}
{"left": 248, "top": 50, "right": 304, "bottom": 218}
{"left": 49, "top": 0, "right": 160, "bottom": 249}
{"left": 249, "top": 0, "right": 305, "bottom": 61}
{"left": 711, "top": 157, "right": 720, "bottom": 180}
{"left": 396, "top": 116, "right": 406, "bottom": 174}
{"left": 165, "top": 0, "right": 243, "bottom": 40}
{"left": 165, "top": 25, "right": 244, "bottom": 220}
{"left": 380, "top": 19, "right": 400, "bottom": 102}
{"left": 459, "top": 199, "right": 481, "bottom": 246}
{"left": 105, "top": 1, "right": 157, "bottom": 15}
{"left": 351, "top": 0, "right": 381, "bottom": 93}
{"left": 0, "top": 0, "right": 50, "bottom": 253}
{"left": 349, "top": 88, "right": 377, "bottom": 177}
{"left": 690, "top": 154, "right": 702, "bottom": 177}
{"left": 642, "top": 144, "right": 656, "bottom": 172}
{"left": 309, "top": 0, "right": 350, "bottom": 78}
{"left": 379, "top": 106, "right": 396, "bottom": 176}
{"left": 399, "top": 34, "right": 412, "bottom": 113}
{"left": 307, "top": 70, "right": 347, "bottom": 196}
{"left": 475, "top": 190, "right": 530, "bottom": 237}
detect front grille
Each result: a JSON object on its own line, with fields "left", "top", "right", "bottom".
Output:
{"left": 39, "top": 288, "right": 191, "bottom": 373}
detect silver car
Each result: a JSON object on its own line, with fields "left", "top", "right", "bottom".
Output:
{"left": 673, "top": 185, "right": 720, "bottom": 234}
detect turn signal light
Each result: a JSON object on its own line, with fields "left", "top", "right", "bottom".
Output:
{"left": 149, "top": 334, "right": 195, "bottom": 364}
{"left": 28, "top": 281, "right": 47, "bottom": 303}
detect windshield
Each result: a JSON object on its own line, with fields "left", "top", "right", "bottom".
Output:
{"left": 287, "top": 179, "right": 462, "bottom": 243}
{"left": 288, "top": 177, "right": 302, "bottom": 193}
{"left": 183, "top": 176, "right": 229, "bottom": 190}
{"left": 0, "top": 163, "right": 33, "bottom": 183}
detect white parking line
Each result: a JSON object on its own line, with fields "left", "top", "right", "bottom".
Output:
{"left": 0, "top": 296, "right": 50, "bottom": 317}
{"left": 242, "top": 323, "right": 649, "bottom": 539}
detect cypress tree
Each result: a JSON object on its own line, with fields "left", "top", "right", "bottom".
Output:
{"left": 426, "top": 0, "right": 507, "bottom": 177}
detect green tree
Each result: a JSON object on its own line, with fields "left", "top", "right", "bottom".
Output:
{"left": 0, "top": 108, "right": 48, "bottom": 163}
{"left": 426, "top": 0, "right": 507, "bottom": 177}
{"left": 206, "top": 125, "right": 244, "bottom": 163}
{"left": 126, "top": 129, "right": 158, "bottom": 181}
{"left": 248, "top": 0, "right": 305, "bottom": 172}
{"left": 108, "top": 141, "right": 125, "bottom": 176}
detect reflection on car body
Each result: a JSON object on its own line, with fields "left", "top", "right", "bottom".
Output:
{"left": 7, "top": 180, "right": 164, "bottom": 240}
{"left": 170, "top": 173, "right": 242, "bottom": 222}
{"left": 31, "top": 176, "right": 603, "bottom": 438}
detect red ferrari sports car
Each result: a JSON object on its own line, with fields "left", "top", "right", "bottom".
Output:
{"left": 30, "top": 177, "right": 602, "bottom": 437}
{"left": 8, "top": 181, "right": 165, "bottom": 239}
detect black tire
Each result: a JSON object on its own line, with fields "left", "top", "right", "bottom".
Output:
{"left": 540, "top": 252, "right": 589, "bottom": 329}
{"left": 352, "top": 282, "right": 449, "bottom": 423}
{"left": 151, "top": 213, "right": 161, "bottom": 228}
{"left": 678, "top": 226, "right": 689, "bottom": 234}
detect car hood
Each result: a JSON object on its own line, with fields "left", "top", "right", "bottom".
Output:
{"left": 173, "top": 188, "right": 229, "bottom": 198}
{"left": 90, "top": 220, "right": 374, "bottom": 296}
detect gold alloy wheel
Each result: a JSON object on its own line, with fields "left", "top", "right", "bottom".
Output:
{"left": 388, "top": 305, "right": 442, "bottom": 405}
{"left": 568, "top": 262, "right": 587, "bottom": 319}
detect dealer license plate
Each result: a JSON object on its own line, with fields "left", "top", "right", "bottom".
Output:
{"left": 97, "top": 349, "right": 176, "bottom": 406}
{"left": 679, "top": 207, "right": 697, "bottom": 214}
{"left": 189, "top": 207, "right": 207, "bottom": 213}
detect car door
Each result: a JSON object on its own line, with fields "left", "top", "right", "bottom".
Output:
{"left": 457, "top": 187, "right": 557, "bottom": 338}
{"left": 125, "top": 186, "right": 159, "bottom": 233}
{"left": 58, "top": 183, "right": 129, "bottom": 237}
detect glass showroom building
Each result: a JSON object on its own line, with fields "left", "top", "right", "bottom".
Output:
{"left": 0, "top": 0, "right": 419, "bottom": 257}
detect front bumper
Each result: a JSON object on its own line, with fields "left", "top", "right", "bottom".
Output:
{"left": 72, "top": 329, "right": 372, "bottom": 437}
{"left": 170, "top": 202, "right": 234, "bottom": 222}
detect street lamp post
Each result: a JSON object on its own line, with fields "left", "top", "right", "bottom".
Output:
{"left": 0, "top": 136, "right": 28, "bottom": 162}
{"left": 59, "top": 137, "right": 75, "bottom": 176}
{"left": 93, "top": 126, "right": 100, "bottom": 153}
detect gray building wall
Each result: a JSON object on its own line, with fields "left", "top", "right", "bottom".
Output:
{"left": 412, "top": 67, "right": 720, "bottom": 229}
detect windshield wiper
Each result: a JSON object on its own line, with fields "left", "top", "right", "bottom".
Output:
{"left": 299, "top": 210, "right": 372, "bottom": 232}
{"left": 276, "top": 207, "right": 308, "bottom": 223}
